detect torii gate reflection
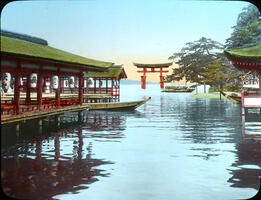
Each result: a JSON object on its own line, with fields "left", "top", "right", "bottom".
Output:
{"left": 133, "top": 62, "right": 172, "bottom": 89}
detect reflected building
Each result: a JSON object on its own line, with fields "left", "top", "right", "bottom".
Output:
{"left": 227, "top": 113, "right": 261, "bottom": 191}
{"left": 1, "top": 111, "right": 127, "bottom": 200}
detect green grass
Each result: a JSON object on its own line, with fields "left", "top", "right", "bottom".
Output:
{"left": 224, "top": 45, "right": 261, "bottom": 61}
{"left": 1, "top": 36, "right": 113, "bottom": 69}
{"left": 190, "top": 92, "right": 224, "bottom": 99}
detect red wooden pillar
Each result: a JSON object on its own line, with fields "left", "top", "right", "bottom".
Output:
{"left": 37, "top": 67, "right": 43, "bottom": 108}
{"left": 94, "top": 78, "right": 96, "bottom": 94}
{"left": 257, "top": 71, "right": 261, "bottom": 95}
{"left": 241, "top": 90, "right": 245, "bottom": 116}
{"left": 56, "top": 75, "right": 61, "bottom": 108}
{"left": 111, "top": 78, "right": 114, "bottom": 96}
{"left": 60, "top": 77, "right": 64, "bottom": 94}
{"left": 14, "top": 62, "right": 22, "bottom": 114}
{"left": 141, "top": 67, "right": 146, "bottom": 89}
{"left": 99, "top": 78, "right": 101, "bottom": 94}
{"left": 86, "top": 78, "right": 89, "bottom": 94}
{"left": 118, "top": 79, "right": 120, "bottom": 101}
{"left": 106, "top": 79, "right": 108, "bottom": 93}
{"left": 26, "top": 73, "right": 31, "bottom": 104}
{"left": 78, "top": 73, "right": 83, "bottom": 105}
{"left": 160, "top": 67, "right": 164, "bottom": 89}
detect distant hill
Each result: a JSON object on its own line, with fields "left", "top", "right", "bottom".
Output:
{"left": 1, "top": 30, "right": 48, "bottom": 46}
{"left": 121, "top": 79, "right": 158, "bottom": 85}
{"left": 121, "top": 80, "right": 140, "bottom": 85}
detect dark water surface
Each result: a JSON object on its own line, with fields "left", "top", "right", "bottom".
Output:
{"left": 1, "top": 83, "right": 261, "bottom": 200}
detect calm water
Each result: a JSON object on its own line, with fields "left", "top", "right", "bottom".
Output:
{"left": 1, "top": 82, "right": 261, "bottom": 200}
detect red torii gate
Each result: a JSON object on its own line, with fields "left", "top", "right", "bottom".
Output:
{"left": 133, "top": 62, "right": 172, "bottom": 89}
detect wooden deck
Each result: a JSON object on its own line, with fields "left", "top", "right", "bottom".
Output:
{"left": 1, "top": 104, "right": 89, "bottom": 125}
{"left": 1, "top": 93, "right": 112, "bottom": 101}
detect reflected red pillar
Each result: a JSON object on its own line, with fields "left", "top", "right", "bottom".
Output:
{"left": 14, "top": 62, "right": 21, "bottom": 114}
{"left": 35, "top": 139, "right": 42, "bottom": 171}
{"left": 54, "top": 135, "right": 61, "bottom": 170}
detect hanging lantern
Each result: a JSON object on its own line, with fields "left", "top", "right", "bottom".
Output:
{"left": 88, "top": 78, "right": 93, "bottom": 87}
{"left": 1, "top": 73, "right": 11, "bottom": 93}
{"left": 51, "top": 76, "right": 59, "bottom": 89}
{"left": 30, "top": 73, "right": 37, "bottom": 88}
{"left": 69, "top": 76, "right": 75, "bottom": 89}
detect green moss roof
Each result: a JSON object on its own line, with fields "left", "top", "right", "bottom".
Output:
{"left": 1, "top": 36, "right": 113, "bottom": 69}
{"left": 133, "top": 62, "right": 172, "bottom": 67}
{"left": 224, "top": 45, "right": 261, "bottom": 62}
{"left": 84, "top": 66, "right": 126, "bottom": 78}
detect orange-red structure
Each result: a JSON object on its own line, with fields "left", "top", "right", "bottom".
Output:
{"left": 1, "top": 32, "right": 113, "bottom": 118}
{"left": 225, "top": 45, "right": 261, "bottom": 115}
{"left": 133, "top": 62, "right": 172, "bottom": 89}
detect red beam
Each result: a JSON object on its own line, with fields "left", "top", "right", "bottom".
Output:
{"left": 1, "top": 65, "right": 80, "bottom": 77}
{"left": 137, "top": 70, "right": 169, "bottom": 73}
{"left": 2, "top": 54, "right": 106, "bottom": 73}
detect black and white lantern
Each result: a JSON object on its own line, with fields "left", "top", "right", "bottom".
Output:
{"left": 30, "top": 73, "right": 37, "bottom": 88}
{"left": 51, "top": 76, "right": 59, "bottom": 89}
{"left": 69, "top": 76, "right": 75, "bottom": 89}
{"left": 1, "top": 73, "right": 11, "bottom": 93}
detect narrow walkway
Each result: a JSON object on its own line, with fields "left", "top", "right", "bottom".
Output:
{"left": 1, "top": 105, "right": 89, "bottom": 125}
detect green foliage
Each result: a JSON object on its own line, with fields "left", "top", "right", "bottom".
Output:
{"left": 167, "top": 37, "right": 224, "bottom": 84}
{"left": 209, "top": 85, "right": 242, "bottom": 92}
{"left": 226, "top": 4, "right": 261, "bottom": 48}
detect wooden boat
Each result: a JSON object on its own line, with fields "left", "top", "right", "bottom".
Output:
{"left": 85, "top": 97, "right": 151, "bottom": 110}
{"left": 220, "top": 91, "right": 241, "bottom": 104}
{"left": 162, "top": 87, "right": 194, "bottom": 93}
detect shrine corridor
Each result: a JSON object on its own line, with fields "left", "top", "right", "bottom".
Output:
{"left": 1, "top": 82, "right": 261, "bottom": 200}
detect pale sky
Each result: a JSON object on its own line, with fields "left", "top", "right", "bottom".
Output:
{"left": 1, "top": 0, "right": 252, "bottom": 82}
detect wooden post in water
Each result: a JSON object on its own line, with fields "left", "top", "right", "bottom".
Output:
{"left": 15, "top": 122, "right": 20, "bottom": 135}
{"left": 55, "top": 115, "right": 60, "bottom": 128}
{"left": 78, "top": 111, "right": 83, "bottom": 122}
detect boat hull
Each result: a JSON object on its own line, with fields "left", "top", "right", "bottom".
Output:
{"left": 85, "top": 97, "right": 151, "bottom": 110}
{"left": 220, "top": 91, "right": 241, "bottom": 104}
{"left": 161, "top": 89, "right": 194, "bottom": 93}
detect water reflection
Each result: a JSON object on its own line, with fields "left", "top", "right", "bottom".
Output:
{"left": 228, "top": 113, "right": 261, "bottom": 191}
{"left": 1, "top": 111, "right": 127, "bottom": 200}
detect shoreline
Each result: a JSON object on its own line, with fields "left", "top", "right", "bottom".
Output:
{"left": 190, "top": 92, "right": 225, "bottom": 99}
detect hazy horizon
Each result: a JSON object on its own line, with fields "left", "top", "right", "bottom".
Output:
{"left": 1, "top": 0, "right": 252, "bottom": 82}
